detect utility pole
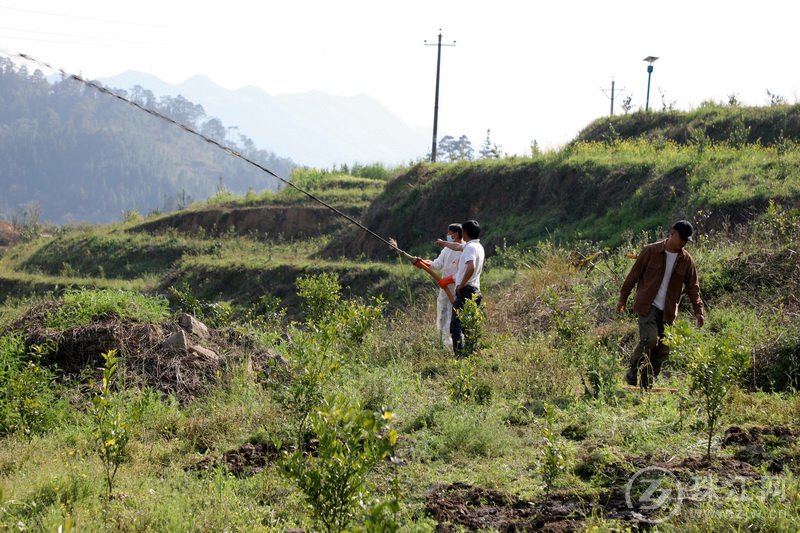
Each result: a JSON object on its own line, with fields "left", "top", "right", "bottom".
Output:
{"left": 610, "top": 79, "right": 615, "bottom": 116}
{"left": 601, "top": 78, "right": 624, "bottom": 116}
{"left": 425, "top": 29, "right": 455, "bottom": 162}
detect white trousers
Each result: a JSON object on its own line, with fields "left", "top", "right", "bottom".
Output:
{"left": 436, "top": 287, "right": 454, "bottom": 349}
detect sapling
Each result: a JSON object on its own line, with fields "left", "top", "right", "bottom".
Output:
{"left": 537, "top": 403, "right": 567, "bottom": 493}
{"left": 90, "top": 349, "right": 129, "bottom": 497}
{"left": 278, "top": 396, "right": 398, "bottom": 533}
{"left": 664, "top": 323, "right": 748, "bottom": 459}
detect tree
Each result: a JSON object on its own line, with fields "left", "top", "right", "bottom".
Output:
{"left": 621, "top": 95, "right": 634, "bottom": 115}
{"left": 200, "top": 118, "right": 227, "bottom": 143}
{"left": 478, "top": 129, "right": 502, "bottom": 159}
{"left": 130, "top": 85, "right": 156, "bottom": 108}
{"left": 438, "top": 134, "right": 474, "bottom": 162}
{"left": 158, "top": 95, "right": 205, "bottom": 125}
{"left": 766, "top": 89, "right": 787, "bottom": 107}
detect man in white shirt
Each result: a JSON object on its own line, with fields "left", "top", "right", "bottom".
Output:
{"left": 438, "top": 219, "right": 485, "bottom": 357}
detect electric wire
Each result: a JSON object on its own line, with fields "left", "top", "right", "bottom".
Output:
{"left": 0, "top": 4, "right": 160, "bottom": 27}
{"left": 2, "top": 50, "right": 406, "bottom": 255}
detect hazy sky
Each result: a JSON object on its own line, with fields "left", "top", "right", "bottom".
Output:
{"left": 2, "top": 0, "right": 799, "bottom": 159}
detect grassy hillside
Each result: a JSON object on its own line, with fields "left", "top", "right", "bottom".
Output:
{"left": 330, "top": 137, "right": 800, "bottom": 258}
{"left": 1, "top": 107, "right": 800, "bottom": 531}
{"left": 576, "top": 103, "right": 800, "bottom": 146}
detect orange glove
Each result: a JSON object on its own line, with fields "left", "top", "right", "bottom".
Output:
{"left": 438, "top": 275, "right": 454, "bottom": 288}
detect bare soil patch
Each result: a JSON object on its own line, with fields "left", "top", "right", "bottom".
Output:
{"left": 193, "top": 441, "right": 282, "bottom": 477}
{"left": 424, "top": 482, "right": 640, "bottom": 532}
{"left": 722, "top": 425, "right": 800, "bottom": 473}
{"left": 425, "top": 452, "right": 772, "bottom": 531}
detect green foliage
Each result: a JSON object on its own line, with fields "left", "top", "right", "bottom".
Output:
{"left": 278, "top": 396, "right": 398, "bottom": 533}
{"left": 537, "top": 403, "right": 567, "bottom": 493}
{"left": 0, "top": 336, "right": 58, "bottom": 437}
{"left": 545, "top": 288, "right": 617, "bottom": 401}
{"left": 454, "top": 294, "right": 485, "bottom": 357}
{"left": 336, "top": 296, "right": 386, "bottom": 346}
{"left": 168, "top": 281, "right": 234, "bottom": 328}
{"left": 437, "top": 134, "right": 474, "bottom": 162}
{"left": 728, "top": 117, "right": 752, "bottom": 148}
{"left": 89, "top": 349, "right": 130, "bottom": 497}
{"left": 754, "top": 200, "right": 800, "bottom": 244}
{"left": 664, "top": 322, "right": 750, "bottom": 458}
{"left": 448, "top": 357, "right": 491, "bottom": 405}
{"left": 297, "top": 273, "right": 342, "bottom": 325}
{"left": 296, "top": 272, "right": 385, "bottom": 347}
{"left": 277, "top": 323, "right": 342, "bottom": 444}
{"left": 45, "top": 288, "right": 168, "bottom": 329}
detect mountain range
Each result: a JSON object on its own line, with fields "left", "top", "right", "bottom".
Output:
{"left": 99, "top": 72, "right": 430, "bottom": 168}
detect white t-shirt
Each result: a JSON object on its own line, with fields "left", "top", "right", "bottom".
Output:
{"left": 456, "top": 239, "right": 485, "bottom": 290}
{"left": 653, "top": 251, "right": 678, "bottom": 310}
{"left": 430, "top": 245, "right": 461, "bottom": 280}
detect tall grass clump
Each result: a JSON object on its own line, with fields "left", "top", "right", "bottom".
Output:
{"left": 45, "top": 288, "right": 169, "bottom": 329}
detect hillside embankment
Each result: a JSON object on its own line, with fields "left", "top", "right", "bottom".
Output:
{"left": 327, "top": 140, "right": 800, "bottom": 258}
{"left": 576, "top": 103, "right": 800, "bottom": 145}
{"left": 131, "top": 205, "right": 350, "bottom": 240}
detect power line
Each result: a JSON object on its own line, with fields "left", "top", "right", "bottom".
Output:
{"left": 0, "top": 33, "right": 163, "bottom": 49}
{"left": 0, "top": 4, "right": 160, "bottom": 27}
{"left": 0, "top": 25, "right": 167, "bottom": 46}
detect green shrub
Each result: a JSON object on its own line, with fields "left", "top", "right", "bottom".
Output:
{"left": 454, "top": 294, "right": 485, "bottom": 357}
{"left": 335, "top": 297, "right": 386, "bottom": 349}
{"left": 448, "top": 357, "right": 491, "bottom": 405}
{"left": 274, "top": 323, "right": 343, "bottom": 444}
{"left": 664, "top": 322, "right": 749, "bottom": 458}
{"left": 0, "top": 335, "right": 59, "bottom": 437}
{"left": 297, "top": 272, "right": 341, "bottom": 326}
{"left": 545, "top": 287, "right": 617, "bottom": 401}
{"left": 279, "top": 396, "right": 398, "bottom": 533}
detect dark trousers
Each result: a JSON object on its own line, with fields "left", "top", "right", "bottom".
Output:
{"left": 450, "top": 285, "right": 482, "bottom": 357}
{"left": 626, "top": 305, "right": 669, "bottom": 387}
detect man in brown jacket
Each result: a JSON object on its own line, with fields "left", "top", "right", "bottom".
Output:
{"left": 617, "top": 220, "right": 705, "bottom": 387}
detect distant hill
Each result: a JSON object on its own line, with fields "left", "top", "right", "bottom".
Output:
{"left": 99, "top": 71, "right": 430, "bottom": 168}
{"left": 0, "top": 58, "right": 294, "bottom": 224}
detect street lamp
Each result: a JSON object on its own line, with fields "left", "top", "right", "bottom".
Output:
{"left": 643, "top": 56, "right": 658, "bottom": 112}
